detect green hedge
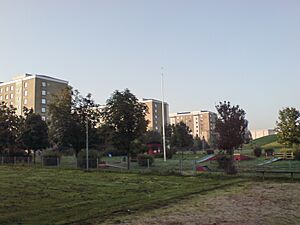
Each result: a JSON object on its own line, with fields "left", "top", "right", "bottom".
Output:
{"left": 77, "top": 150, "right": 101, "bottom": 168}
{"left": 137, "top": 154, "right": 154, "bottom": 167}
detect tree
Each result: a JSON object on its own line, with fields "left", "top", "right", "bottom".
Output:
{"left": 170, "top": 122, "right": 194, "bottom": 151}
{"left": 102, "top": 89, "right": 148, "bottom": 169}
{"left": 215, "top": 101, "right": 248, "bottom": 174}
{"left": 48, "top": 87, "right": 73, "bottom": 151}
{"left": 70, "top": 90, "right": 101, "bottom": 156}
{"left": 276, "top": 107, "right": 300, "bottom": 147}
{"left": 215, "top": 101, "right": 248, "bottom": 154}
{"left": 0, "top": 102, "right": 20, "bottom": 154}
{"left": 19, "top": 109, "right": 49, "bottom": 163}
{"left": 48, "top": 87, "right": 101, "bottom": 157}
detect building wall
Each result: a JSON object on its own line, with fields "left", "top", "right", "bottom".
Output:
{"left": 0, "top": 74, "right": 68, "bottom": 120}
{"left": 169, "top": 111, "right": 217, "bottom": 143}
{"left": 250, "top": 129, "right": 276, "bottom": 140}
{"left": 140, "top": 99, "right": 169, "bottom": 133}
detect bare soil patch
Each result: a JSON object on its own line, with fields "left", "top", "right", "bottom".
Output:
{"left": 107, "top": 182, "right": 300, "bottom": 225}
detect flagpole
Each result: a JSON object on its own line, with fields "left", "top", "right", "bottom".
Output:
{"left": 161, "top": 67, "right": 167, "bottom": 162}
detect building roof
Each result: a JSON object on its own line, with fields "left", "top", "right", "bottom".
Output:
{"left": 0, "top": 73, "right": 68, "bottom": 86}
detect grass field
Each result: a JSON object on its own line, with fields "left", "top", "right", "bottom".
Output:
{"left": 0, "top": 166, "right": 245, "bottom": 224}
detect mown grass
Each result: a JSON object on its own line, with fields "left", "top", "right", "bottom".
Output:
{"left": 0, "top": 166, "right": 245, "bottom": 224}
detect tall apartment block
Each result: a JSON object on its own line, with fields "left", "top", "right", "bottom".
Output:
{"left": 139, "top": 98, "right": 169, "bottom": 133}
{"left": 0, "top": 73, "right": 68, "bottom": 120}
{"left": 169, "top": 110, "right": 217, "bottom": 142}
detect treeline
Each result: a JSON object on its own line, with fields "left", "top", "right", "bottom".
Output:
{"left": 0, "top": 87, "right": 208, "bottom": 166}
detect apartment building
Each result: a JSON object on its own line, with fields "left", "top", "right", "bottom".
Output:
{"left": 169, "top": 110, "right": 217, "bottom": 142}
{"left": 139, "top": 98, "right": 169, "bottom": 133}
{"left": 0, "top": 73, "right": 68, "bottom": 120}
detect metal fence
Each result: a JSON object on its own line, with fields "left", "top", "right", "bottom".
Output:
{"left": 1, "top": 155, "right": 299, "bottom": 179}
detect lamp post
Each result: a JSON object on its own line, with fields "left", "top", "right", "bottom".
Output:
{"left": 86, "top": 117, "right": 89, "bottom": 170}
{"left": 161, "top": 68, "right": 167, "bottom": 162}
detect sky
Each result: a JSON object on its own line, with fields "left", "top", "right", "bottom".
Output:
{"left": 0, "top": 0, "right": 299, "bottom": 130}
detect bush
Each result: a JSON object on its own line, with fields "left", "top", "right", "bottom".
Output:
{"left": 216, "top": 154, "right": 237, "bottom": 174}
{"left": 42, "top": 150, "right": 61, "bottom": 166}
{"left": 137, "top": 154, "right": 154, "bottom": 167}
{"left": 77, "top": 150, "right": 101, "bottom": 168}
{"left": 253, "top": 147, "right": 262, "bottom": 157}
{"left": 264, "top": 148, "right": 274, "bottom": 156}
{"left": 154, "top": 153, "right": 164, "bottom": 158}
{"left": 168, "top": 148, "right": 177, "bottom": 159}
{"left": 206, "top": 149, "right": 214, "bottom": 155}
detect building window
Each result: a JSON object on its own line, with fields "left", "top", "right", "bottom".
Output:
{"left": 10, "top": 102, "right": 13, "bottom": 106}
{"left": 24, "top": 82, "right": 28, "bottom": 88}
{"left": 6, "top": 86, "right": 9, "bottom": 92}
{"left": 42, "top": 90, "right": 46, "bottom": 96}
{"left": 0, "top": 88, "right": 2, "bottom": 93}
{"left": 42, "top": 81, "right": 46, "bottom": 87}
{"left": 42, "top": 99, "right": 46, "bottom": 104}
{"left": 41, "top": 107, "right": 46, "bottom": 113}
{"left": 155, "top": 126, "right": 158, "bottom": 130}
{"left": 155, "top": 104, "right": 157, "bottom": 108}
{"left": 10, "top": 86, "right": 14, "bottom": 91}
{"left": 5, "top": 95, "right": 8, "bottom": 100}
{"left": 24, "top": 90, "right": 28, "bottom": 96}
{"left": 0, "top": 96, "right": 2, "bottom": 101}
{"left": 41, "top": 116, "right": 46, "bottom": 121}
{"left": 10, "top": 94, "right": 13, "bottom": 99}
{"left": 24, "top": 99, "right": 27, "bottom": 104}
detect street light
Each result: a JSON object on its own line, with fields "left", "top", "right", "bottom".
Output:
{"left": 161, "top": 67, "right": 167, "bottom": 162}
{"left": 86, "top": 117, "right": 89, "bottom": 170}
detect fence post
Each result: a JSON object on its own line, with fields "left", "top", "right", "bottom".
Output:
{"left": 194, "top": 160, "right": 196, "bottom": 175}
{"left": 1, "top": 156, "right": 3, "bottom": 165}
{"left": 14, "top": 156, "right": 16, "bottom": 165}
{"left": 57, "top": 157, "right": 59, "bottom": 168}
{"left": 97, "top": 158, "right": 99, "bottom": 169}
{"left": 27, "top": 157, "right": 29, "bottom": 166}
{"left": 147, "top": 159, "right": 150, "bottom": 169}
{"left": 41, "top": 156, "right": 44, "bottom": 167}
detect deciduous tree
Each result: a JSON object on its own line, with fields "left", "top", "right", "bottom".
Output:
{"left": 276, "top": 107, "right": 300, "bottom": 147}
{"left": 215, "top": 101, "right": 248, "bottom": 174}
{"left": 102, "top": 89, "right": 148, "bottom": 169}
{"left": 19, "top": 109, "right": 49, "bottom": 163}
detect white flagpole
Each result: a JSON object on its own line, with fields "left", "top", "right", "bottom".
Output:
{"left": 161, "top": 67, "right": 167, "bottom": 162}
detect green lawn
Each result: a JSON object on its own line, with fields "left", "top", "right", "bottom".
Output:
{"left": 0, "top": 166, "right": 245, "bottom": 224}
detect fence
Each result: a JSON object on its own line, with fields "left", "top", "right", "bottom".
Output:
{"left": 1, "top": 155, "right": 299, "bottom": 179}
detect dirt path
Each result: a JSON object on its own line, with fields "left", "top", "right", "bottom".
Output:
{"left": 106, "top": 182, "right": 300, "bottom": 225}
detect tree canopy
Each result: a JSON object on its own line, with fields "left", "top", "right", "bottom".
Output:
{"left": 101, "top": 89, "right": 148, "bottom": 169}
{"left": 276, "top": 107, "right": 300, "bottom": 147}
{"left": 0, "top": 102, "right": 20, "bottom": 153}
{"left": 48, "top": 87, "right": 101, "bottom": 156}
{"left": 215, "top": 101, "right": 248, "bottom": 154}
{"left": 19, "top": 109, "right": 49, "bottom": 162}
{"left": 170, "top": 122, "right": 194, "bottom": 151}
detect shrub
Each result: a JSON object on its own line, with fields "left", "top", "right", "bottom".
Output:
{"left": 137, "top": 154, "right": 154, "bottom": 167}
{"left": 264, "top": 148, "right": 274, "bottom": 156}
{"left": 154, "top": 153, "right": 164, "bottom": 158}
{"left": 253, "top": 147, "right": 262, "bottom": 157}
{"left": 206, "top": 149, "right": 214, "bottom": 155}
{"left": 42, "top": 150, "right": 61, "bottom": 166}
{"left": 77, "top": 150, "right": 101, "bottom": 168}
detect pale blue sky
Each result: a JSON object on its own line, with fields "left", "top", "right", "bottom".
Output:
{"left": 0, "top": 0, "right": 299, "bottom": 130}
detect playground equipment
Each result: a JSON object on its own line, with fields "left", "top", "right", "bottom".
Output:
{"left": 196, "top": 154, "right": 215, "bottom": 163}
{"left": 257, "top": 157, "right": 282, "bottom": 166}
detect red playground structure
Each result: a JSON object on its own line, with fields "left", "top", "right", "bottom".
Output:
{"left": 146, "top": 142, "right": 162, "bottom": 155}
